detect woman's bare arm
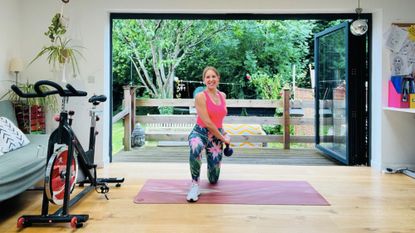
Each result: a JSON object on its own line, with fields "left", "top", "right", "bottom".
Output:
{"left": 195, "top": 93, "right": 229, "bottom": 143}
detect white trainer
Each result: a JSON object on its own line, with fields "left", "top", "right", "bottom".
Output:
{"left": 186, "top": 183, "right": 200, "bottom": 202}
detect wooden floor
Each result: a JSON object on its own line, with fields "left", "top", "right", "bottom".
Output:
{"left": 1, "top": 162, "right": 415, "bottom": 233}
{"left": 113, "top": 146, "right": 339, "bottom": 165}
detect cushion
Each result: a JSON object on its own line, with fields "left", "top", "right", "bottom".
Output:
{"left": 0, "top": 134, "right": 49, "bottom": 201}
{"left": 0, "top": 117, "right": 30, "bottom": 154}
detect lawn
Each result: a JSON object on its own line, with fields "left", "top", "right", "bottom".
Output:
{"left": 112, "top": 120, "right": 124, "bottom": 154}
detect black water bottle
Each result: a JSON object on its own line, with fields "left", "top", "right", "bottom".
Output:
{"left": 224, "top": 144, "right": 233, "bottom": 157}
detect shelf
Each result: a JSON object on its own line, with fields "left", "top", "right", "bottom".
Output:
{"left": 383, "top": 107, "right": 415, "bottom": 113}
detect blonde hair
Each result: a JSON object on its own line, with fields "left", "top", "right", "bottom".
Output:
{"left": 202, "top": 66, "right": 220, "bottom": 79}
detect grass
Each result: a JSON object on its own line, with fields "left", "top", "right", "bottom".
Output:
{"left": 112, "top": 121, "right": 160, "bottom": 155}
{"left": 112, "top": 120, "right": 124, "bottom": 154}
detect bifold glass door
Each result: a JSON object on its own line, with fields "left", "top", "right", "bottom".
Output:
{"left": 315, "top": 21, "right": 369, "bottom": 165}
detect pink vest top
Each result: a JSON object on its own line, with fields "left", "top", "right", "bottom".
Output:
{"left": 196, "top": 91, "right": 227, "bottom": 128}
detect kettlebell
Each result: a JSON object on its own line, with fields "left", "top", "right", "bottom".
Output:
{"left": 224, "top": 144, "right": 233, "bottom": 157}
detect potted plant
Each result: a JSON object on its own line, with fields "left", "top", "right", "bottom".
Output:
{"left": 30, "top": 12, "right": 83, "bottom": 82}
{"left": 0, "top": 81, "right": 58, "bottom": 133}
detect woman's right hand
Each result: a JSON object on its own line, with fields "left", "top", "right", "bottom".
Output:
{"left": 223, "top": 133, "right": 231, "bottom": 145}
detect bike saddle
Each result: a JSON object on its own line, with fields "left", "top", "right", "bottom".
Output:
{"left": 89, "top": 95, "right": 107, "bottom": 105}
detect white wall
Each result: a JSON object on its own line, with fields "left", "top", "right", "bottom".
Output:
{"left": 0, "top": 0, "right": 21, "bottom": 95}
{"left": 375, "top": 1, "right": 415, "bottom": 171}
{"left": 6, "top": 0, "right": 415, "bottom": 169}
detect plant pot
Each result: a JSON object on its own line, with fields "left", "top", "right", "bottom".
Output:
{"left": 59, "top": 49, "right": 69, "bottom": 63}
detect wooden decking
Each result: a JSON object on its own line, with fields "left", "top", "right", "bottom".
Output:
{"left": 113, "top": 146, "right": 339, "bottom": 165}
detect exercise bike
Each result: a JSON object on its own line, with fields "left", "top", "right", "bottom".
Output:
{"left": 11, "top": 80, "right": 124, "bottom": 228}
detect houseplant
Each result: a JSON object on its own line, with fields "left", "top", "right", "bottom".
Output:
{"left": 30, "top": 12, "right": 83, "bottom": 82}
{"left": 0, "top": 81, "right": 58, "bottom": 133}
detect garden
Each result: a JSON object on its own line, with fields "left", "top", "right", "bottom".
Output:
{"left": 111, "top": 18, "right": 341, "bottom": 153}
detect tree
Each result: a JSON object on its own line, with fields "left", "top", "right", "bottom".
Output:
{"left": 113, "top": 19, "right": 226, "bottom": 99}
{"left": 176, "top": 20, "right": 316, "bottom": 98}
{"left": 112, "top": 18, "right": 341, "bottom": 106}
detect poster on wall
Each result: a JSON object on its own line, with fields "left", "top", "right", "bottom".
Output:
{"left": 385, "top": 24, "right": 415, "bottom": 76}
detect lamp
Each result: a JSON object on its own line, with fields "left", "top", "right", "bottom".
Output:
{"left": 350, "top": 0, "right": 368, "bottom": 36}
{"left": 9, "top": 58, "right": 23, "bottom": 85}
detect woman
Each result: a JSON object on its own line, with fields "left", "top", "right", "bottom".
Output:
{"left": 187, "top": 66, "right": 230, "bottom": 202}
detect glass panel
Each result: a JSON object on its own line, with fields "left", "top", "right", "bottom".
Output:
{"left": 317, "top": 27, "right": 347, "bottom": 161}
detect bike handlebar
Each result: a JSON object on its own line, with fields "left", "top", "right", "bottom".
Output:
{"left": 11, "top": 80, "right": 87, "bottom": 98}
{"left": 66, "top": 83, "right": 87, "bottom": 96}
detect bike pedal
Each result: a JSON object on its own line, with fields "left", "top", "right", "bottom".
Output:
{"left": 87, "top": 164, "right": 97, "bottom": 169}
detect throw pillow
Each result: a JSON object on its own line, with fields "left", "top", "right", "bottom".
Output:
{"left": 0, "top": 117, "right": 30, "bottom": 154}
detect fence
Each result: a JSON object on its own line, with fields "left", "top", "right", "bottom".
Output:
{"left": 113, "top": 85, "right": 322, "bottom": 151}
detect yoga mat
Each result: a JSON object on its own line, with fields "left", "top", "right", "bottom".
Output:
{"left": 134, "top": 179, "right": 329, "bottom": 205}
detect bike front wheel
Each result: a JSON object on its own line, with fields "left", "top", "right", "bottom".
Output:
{"left": 44, "top": 146, "right": 78, "bottom": 205}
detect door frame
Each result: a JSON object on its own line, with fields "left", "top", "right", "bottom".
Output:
{"left": 108, "top": 13, "right": 371, "bottom": 163}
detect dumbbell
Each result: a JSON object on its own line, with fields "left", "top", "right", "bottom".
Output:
{"left": 224, "top": 144, "right": 233, "bottom": 157}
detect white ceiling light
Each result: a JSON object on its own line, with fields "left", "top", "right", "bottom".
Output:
{"left": 350, "top": 0, "right": 368, "bottom": 36}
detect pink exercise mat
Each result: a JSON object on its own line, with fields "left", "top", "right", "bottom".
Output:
{"left": 134, "top": 179, "right": 329, "bottom": 205}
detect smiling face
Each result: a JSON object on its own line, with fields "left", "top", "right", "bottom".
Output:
{"left": 203, "top": 68, "right": 220, "bottom": 90}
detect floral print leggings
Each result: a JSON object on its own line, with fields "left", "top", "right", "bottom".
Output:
{"left": 188, "top": 124, "right": 224, "bottom": 184}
